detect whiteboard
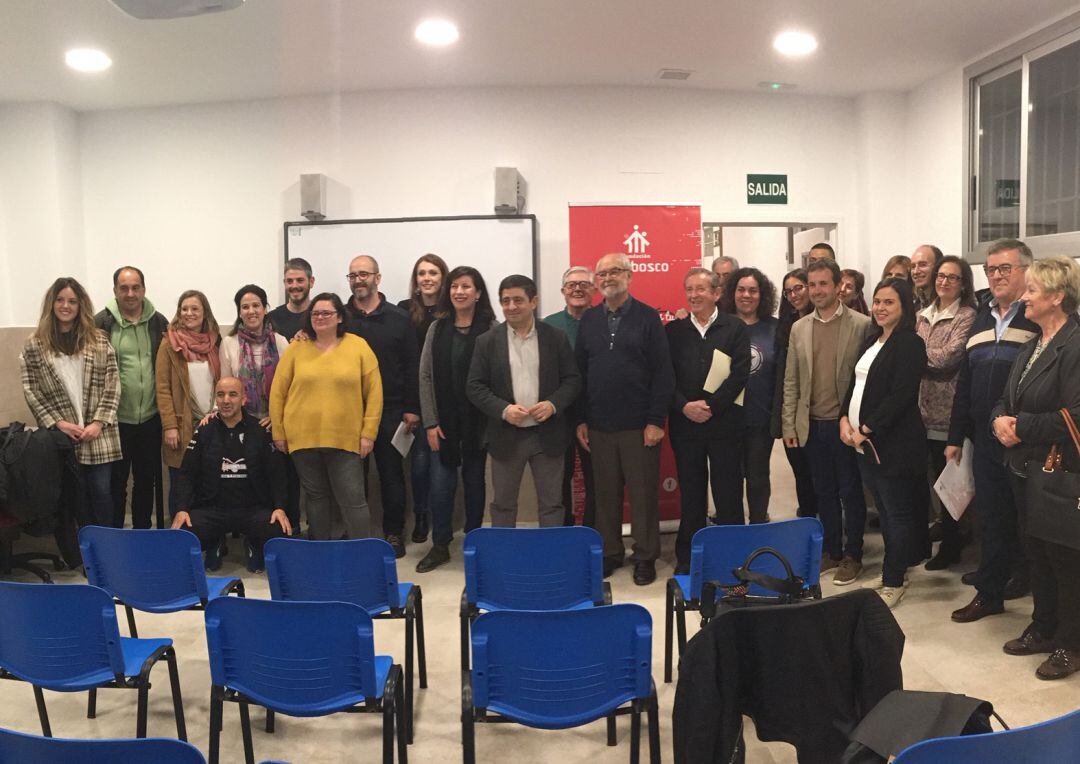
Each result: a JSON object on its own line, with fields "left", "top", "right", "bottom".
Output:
{"left": 283, "top": 215, "right": 537, "bottom": 311}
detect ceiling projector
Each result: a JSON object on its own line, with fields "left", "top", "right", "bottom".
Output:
{"left": 110, "top": 0, "right": 244, "bottom": 20}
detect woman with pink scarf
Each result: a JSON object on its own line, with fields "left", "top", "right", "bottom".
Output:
{"left": 219, "top": 284, "right": 290, "bottom": 423}
{"left": 156, "top": 289, "right": 222, "bottom": 514}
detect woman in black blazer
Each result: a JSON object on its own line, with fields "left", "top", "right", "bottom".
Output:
{"left": 840, "top": 279, "right": 927, "bottom": 608}
{"left": 990, "top": 256, "right": 1080, "bottom": 681}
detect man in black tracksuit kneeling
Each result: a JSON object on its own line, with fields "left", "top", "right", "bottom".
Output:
{"left": 171, "top": 376, "right": 292, "bottom": 571}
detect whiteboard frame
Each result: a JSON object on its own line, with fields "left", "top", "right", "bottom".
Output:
{"left": 282, "top": 213, "right": 539, "bottom": 308}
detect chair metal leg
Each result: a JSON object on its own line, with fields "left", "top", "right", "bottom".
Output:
{"left": 165, "top": 648, "right": 187, "bottom": 741}
{"left": 675, "top": 601, "right": 688, "bottom": 663}
{"left": 239, "top": 701, "right": 255, "bottom": 764}
{"left": 647, "top": 691, "right": 661, "bottom": 763}
{"left": 87, "top": 688, "right": 97, "bottom": 718}
{"left": 33, "top": 685, "right": 52, "bottom": 738}
{"left": 607, "top": 713, "right": 617, "bottom": 746}
{"left": 664, "top": 581, "right": 675, "bottom": 683}
{"left": 460, "top": 610, "right": 471, "bottom": 672}
{"left": 405, "top": 606, "right": 415, "bottom": 744}
{"left": 383, "top": 694, "right": 395, "bottom": 764}
{"left": 630, "top": 702, "right": 642, "bottom": 764}
{"left": 396, "top": 675, "right": 408, "bottom": 762}
{"left": 209, "top": 689, "right": 223, "bottom": 764}
{"left": 125, "top": 605, "right": 139, "bottom": 638}
{"left": 415, "top": 589, "right": 428, "bottom": 689}
{"left": 461, "top": 671, "right": 476, "bottom": 764}
{"left": 136, "top": 680, "right": 149, "bottom": 738}
{"left": 265, "top": 708, "right": 275, "bottom": 733}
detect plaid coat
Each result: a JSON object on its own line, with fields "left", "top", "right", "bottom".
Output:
{"left": 20, "top": 330, "right": 123, "bottom": 465}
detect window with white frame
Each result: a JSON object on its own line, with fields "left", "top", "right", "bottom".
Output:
{"left": 968, "top": 22, "right": 1080, "bottom": 258}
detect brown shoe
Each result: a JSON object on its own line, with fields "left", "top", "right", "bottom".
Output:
{"left": 1037, "top": 649, "right": 1080, "bottom": 680}
{"left": 832, "top": 556, "right": 862, "bottom": 586}
{"left": 1004, "top": 629, "right": 1056, "bottom": 656}
{"left": 820, "top": 555, "right": 839, "bottom": 574}
{"left": 951, "top": 596, "right": 1004, "bottom": 623}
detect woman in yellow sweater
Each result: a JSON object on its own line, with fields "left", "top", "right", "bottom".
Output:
{"left": 269, "top": 292, "right": 383, "bottom": 539}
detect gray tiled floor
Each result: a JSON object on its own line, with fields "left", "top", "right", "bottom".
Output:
{"left": 0, "top": 447, "right": 1071, "bottom": 763}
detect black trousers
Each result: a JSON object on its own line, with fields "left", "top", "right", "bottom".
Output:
{"left": 111, "top": 414, "right": 162, "bottom": 529}
{"left": 561, "top": 441, "right": 596, "bottom": 527}
{"left": 186, "top": 505, "right": 286, "bottom": 554}
{"left": 1009, "top": 472, "right": 1080, "bottom": 650}
{"left": 741, "top": 425, "right": 774, "bottom": 524}
{"left": 672, "top": 429, "right": 744, "bottom": 566}
{"left": 366, "top": 409, "right": 409, "bottom": 537}
{"left": 784, "top": 442, "right": 818, "bottom": 519}
{"left": 974, "top": 431, "right": 1028, "bottom": 604}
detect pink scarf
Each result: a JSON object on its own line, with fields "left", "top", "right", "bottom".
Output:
{"left": 168, "top": 327, "right": 221, "bottom": 380}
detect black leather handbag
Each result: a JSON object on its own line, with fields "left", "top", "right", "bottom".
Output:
{"left": 700, "top": 546, "right": 811, "bottom": 618}
{"left": 1025, "top": 408, "right": 1080, "bottom": 551}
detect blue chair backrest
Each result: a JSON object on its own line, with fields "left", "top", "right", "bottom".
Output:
{"left": 0, "top": 582, "right": 125, "bottom": 686}
{"left": 689, "top": 518, "right": 823, "bottom": 599}
{"left": 204, "top": 597, "right": 379, "bottom": 715}
{"left": 894, "top": 708, "right": 1080, "bottom": 762}
{"left": 471, "top": 604, "right": 652, "bottom": 729}
{"left": 463, "top": 527, "right": 604, "bottom": 611}
{"left": 264, "top": 537, "right": 403, "bottom": 613}
{"left": 0, "top": 726, "right": 206, "bottom": 763}
{"left": 79, "top": 526, "right": 210, "bottom": 610}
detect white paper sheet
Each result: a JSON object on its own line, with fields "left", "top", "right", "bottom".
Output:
{"left": 934, "top": 438, "right": 975, "bottom": 521}
{"left": 391, "top": 421, "right": 415, "bottom": 457}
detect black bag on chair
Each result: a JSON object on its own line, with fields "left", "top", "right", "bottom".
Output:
{"left": 700, "top": 546, "right": 811, "bottom": 619}
{"left": 1025, "top": 408, "right": 1080, "bottom": 552}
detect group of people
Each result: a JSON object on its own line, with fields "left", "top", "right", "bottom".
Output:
{"left": 18, "top": 237, "right": 1080, "bottom": 680}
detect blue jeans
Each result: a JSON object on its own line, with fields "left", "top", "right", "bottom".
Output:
{"left": 804, "top": 419, "right": 866, "bottom": 561}
{"left": 409, "top": 429, "right": 433, "bottom": 518}
{"left": 429, "top": 446, "right": 486, "bottom": 546}
{"left": 83, "top": 462, "right": 114, "bottom": 527}
{"left": 857, "top": 455, "right": 914, "bottom": 587}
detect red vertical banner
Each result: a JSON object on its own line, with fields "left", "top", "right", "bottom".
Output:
{"left": 568, "top": 204, "right": 703, "bottom": 523}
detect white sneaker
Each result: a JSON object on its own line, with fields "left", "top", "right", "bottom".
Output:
{"left": 878, "top": 585, "right": 906, "bottom": 609}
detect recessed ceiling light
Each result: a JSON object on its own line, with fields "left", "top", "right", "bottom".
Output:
{"left": 758, "top": 81, "right": 797, "bottom": 91}
{"left": 773, "top": 30, "right": 817, "bottom": 58}
{"left": 65, "top": 48, "right": 112, "bottom": 73}
{"left": 415, "top": 18, "right": 459, "bottom": 47}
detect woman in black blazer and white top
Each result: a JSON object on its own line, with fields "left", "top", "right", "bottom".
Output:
{"left": 840, "top": 278, "right": 928, "bottom": 608}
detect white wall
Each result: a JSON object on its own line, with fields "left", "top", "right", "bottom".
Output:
{"left": 0, "top": 78, "right": 977, "bottom": 326}
{"left": 69, "top": 86, "right": 860, "bottom": 325}
{"left": 720, "top": 226, "right": 790, "bottom": 297}
{"left": 0, "top": 102, "right": 84, "bottom": 325}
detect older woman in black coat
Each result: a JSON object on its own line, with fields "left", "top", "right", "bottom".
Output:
{"left": 991, "top": 256, "right": 1080, "bottom": 681}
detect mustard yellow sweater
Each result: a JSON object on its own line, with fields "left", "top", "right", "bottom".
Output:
{"left": 269, "top": 333, "right": 383, "bottom": 454}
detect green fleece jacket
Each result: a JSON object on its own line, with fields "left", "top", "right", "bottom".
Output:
{"left": 104, "top": 298, "right": 159, "bottom": 425}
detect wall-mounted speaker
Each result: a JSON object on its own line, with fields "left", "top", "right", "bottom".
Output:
{"left": 494, "top": 167, "right": 526, "bottom": 215}
{"left": 300, "top": 174, "right": 327, "bottom": 221}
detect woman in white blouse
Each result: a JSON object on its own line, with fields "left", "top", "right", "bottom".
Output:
{"left": 21, "top": 277, "right": 121, "bottom": 526}
{"left": 156, "top": 290, "right": 221, "bottom": 514}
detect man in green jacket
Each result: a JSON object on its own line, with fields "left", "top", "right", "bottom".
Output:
{"left": 94, "top": 266, "right": 168, "bottom": 528}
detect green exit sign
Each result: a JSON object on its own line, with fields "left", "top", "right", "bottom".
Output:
{"left": 747, "top": 174, "right": 788, "bottom": 205}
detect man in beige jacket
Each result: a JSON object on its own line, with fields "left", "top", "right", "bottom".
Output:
{"left": 783, "top": 259, "right": 873, "bottom": 585}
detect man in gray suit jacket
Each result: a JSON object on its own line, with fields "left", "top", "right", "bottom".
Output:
{"left": 783, "top": 259, "right": 874, "bottom": 585}
{"left": 467, "top": 275, "right": 582, "bottom": 527}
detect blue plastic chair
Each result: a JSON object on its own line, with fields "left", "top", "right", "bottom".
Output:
{"left": 204, "top": 597, "right": 407, "bottom": 764}
{"left": 664, "top": 518, "right": 823, "bottom": 682}
{"left": 0, "top": 582, "right": 186, "bottom": 741}
{"left": 79, "top": 526, "right": 245, "bottom": 637}
{"left": 463, "top": 604, "right": 659, "bottom": 763}
{"left": 894, "top": 707, "right": 1080, "bottom": 762}
{"left": 459, "top": 526, "right": 611, "bottom": 671}
{"left": 264, "top": 537, "right": 426, "bottom": 742}
{"left": 0, "top": 726, "right": 204, "bottom": 763}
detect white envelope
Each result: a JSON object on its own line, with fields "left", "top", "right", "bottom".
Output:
{"left": 934, "top": 438, "right": 975, "bottom": 521}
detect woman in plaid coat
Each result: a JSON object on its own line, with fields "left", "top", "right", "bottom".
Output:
{"left": 20, "top": 277, "right": 122, "bottom": 526}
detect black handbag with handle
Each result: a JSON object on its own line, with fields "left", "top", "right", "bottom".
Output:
{"left": 699, "top": 546, "right": 811, "bottom": 619}
{"left": 1025, "top": 407, "right": 1080, "bottom": 551}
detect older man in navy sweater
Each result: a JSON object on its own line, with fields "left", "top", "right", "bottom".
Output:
{"left": 576, "top": 253, "right": 675, "bottom": 585}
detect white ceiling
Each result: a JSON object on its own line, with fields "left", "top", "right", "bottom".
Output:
{"left": 4, "top": 0, "right": 1080, "bottom": 112}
